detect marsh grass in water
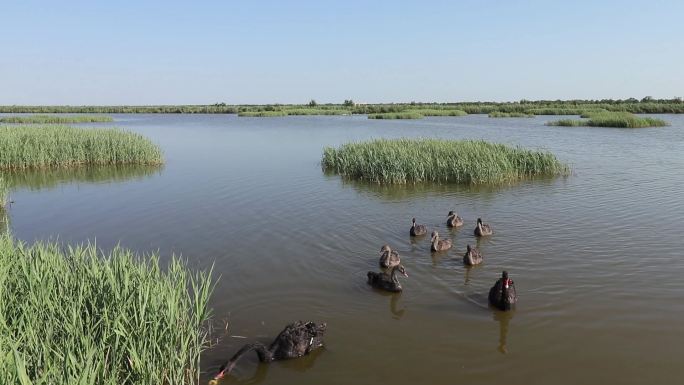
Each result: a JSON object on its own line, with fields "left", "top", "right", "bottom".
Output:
{"left": 368, "top": 112, "right": 424, "bottom": 119}
{"left": 0, "top": 125, "right": 163, "bottom": 169}
{"left": 0, "top": 115, "right": 113, "bottom": 124}
{"left": 488, "top": 111, "right": 534, "bottom": 118}
{"left": 0, "top": 236, "right": 214, "bottom": 385}
{"left": 322, "top": 138, "right": 569, "bottom": 184}
{"left": 0, "top": 177, "right": 6, "bottom": 207}
{"left": 547, "top": 111, "right": 669, "bottom": 128}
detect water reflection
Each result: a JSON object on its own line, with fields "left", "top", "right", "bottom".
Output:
{"left": 218, "top": 348, "right": 324, "bottom": 385}
{"left": 334, "top": 175, "right": 561, "bottom": 201}
{"left": 339, "top": 178, "right": 500, "bottom": 201}
{"left": 390, "top": 293, "right": 405, "bottom": 319}
{"left": 463, "top": 265, "right": 472, "bottom": 285}
{"left": 1, "top": 164, "right": 163, "bottom": 191}
{"left": 493, "top": 310, "right": 514, "bottom": 354}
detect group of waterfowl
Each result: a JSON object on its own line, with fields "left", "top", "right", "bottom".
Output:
{"left": 212, "top": 211, "right": 517, "bottom": 382}
{"left": 368, "top": 211, "right": 516, "bottom": 312}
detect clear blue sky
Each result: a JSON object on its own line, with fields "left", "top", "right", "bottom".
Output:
{"left": 2, "top": 0, "right": 682, "bottom": 105}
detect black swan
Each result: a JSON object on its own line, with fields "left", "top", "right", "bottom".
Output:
{"left": 488, "top": 271, "right": 517, "bottom": 311}
{"left": 446, "top": 210, "right": 464, "bottom": 227}
{"left": 211, "top": 321, "right": 326, "bottom": 382}
{"left": 379, "top": 244, "right": 400, "bottom": 268}
{"left": 410, "top": 217, "right": 427, "bottom": 236}
{"left": 474, "top": 217, "right": 493, "bottom": 237}
{"left": 430, "top": 231, "right": 452, "bottom": 252}
{"left": 463, "top": 244, "right": 483, "bottom": 266}
{"left": 367, "top": 264, "right": 408, "bottom": 292}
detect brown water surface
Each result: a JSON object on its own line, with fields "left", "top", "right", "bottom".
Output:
{"left": 3, "top": 113, "right": 683, "bottom": 385}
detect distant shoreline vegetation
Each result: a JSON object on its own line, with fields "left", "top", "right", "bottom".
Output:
{"left": 368, "top": 112, "right": 424, "bottom": 119}
{"left": 1, "top": 97, "right": 683, "bottom": 115}
{"left": 488, "top": 111, "right": 534, "bottom": 118}
{"left": 0, "top": 125, "right": 163, "bottom": 170}
{"left": 322, "top": 138, "right": 569, "bottom": 185}
{"left": 0, "top": 114, "right": 113, "bottom": 124}
{"left": 546, "top": 111, "right": 669, "bottom": 128}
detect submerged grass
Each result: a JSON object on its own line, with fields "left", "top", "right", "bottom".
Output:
{"left": 0, "top": 125, "right": 163, "bottom": 169}
{"left": 547, "top": 111, "right": 669, "bottom": 128}
{"left": 0, "top": 235, "right": 214, "bottom": 385}
{"left": 368, "top": 112, "right": 424, "bottom": 119}
{"left": 488, "top": 111, "right": 534, "bottom": 118}
{"left": 322, "top": 138, "right": 569, "bottom": 184}
{"left": 0, "top": 115, "right": 113, "bottom": 124}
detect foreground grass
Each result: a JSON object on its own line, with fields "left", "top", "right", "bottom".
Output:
{"left": 322, "top": 138, "right": 569, "bottom": 184}
{"left": 0, "top": 235, "right": 214, "bottom": 385}
{"left": 547, "top": 111, "right": 669, "bottom": 128}
{"left": 368, "top": 112, "right": 424, "bottom": 119}
{"left": 0, "top": 115, "right": 113, "bottom": 124}
{"left": 0, "top": 125, "right": 163, "bottom": 169}
{"left": 489, "top": 111, "right": 534, "bottom": 118}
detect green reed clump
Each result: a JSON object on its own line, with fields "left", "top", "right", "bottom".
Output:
{"left": 0, "top": 115, "right": 113, "bottom": 124}
{"left": 368, "top": 112, "right": 424, "bottom": 120}
{"left": 547, "top": 111, "right": 669, "bottom": 128}
{"left": 0, "top": 235, "right": 214, "bottom": 385}
{"left": 489, "top": 111, "right": 534, "bottom": 118}
{"left": 0, "top": 125, "right": 163, "bottom": 170}
{"left": 410, "top": 109, "right": 467, "bottom": 116}
{"left": 322, "top": 138, "right": 569, "bottom": 184}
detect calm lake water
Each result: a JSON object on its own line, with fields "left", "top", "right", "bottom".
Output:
{"left": 3, "top": 114, "right": 683, "bottom": 385}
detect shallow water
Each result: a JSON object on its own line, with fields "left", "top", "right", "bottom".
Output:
{"left": 3, "top": 113, "right": 684, "bottom": 385}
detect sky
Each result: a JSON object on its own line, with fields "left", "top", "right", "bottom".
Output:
{"left": 1, "top": 0, "right": 683, "bottom": 105}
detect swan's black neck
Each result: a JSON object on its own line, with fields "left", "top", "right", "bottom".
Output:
{"left": 215, "top": 342, "right": 273, "bottom": 379}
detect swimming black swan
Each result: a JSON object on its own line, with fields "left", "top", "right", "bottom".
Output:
{"left": 430, "top": 231, "right": 452, "bottom": 252}
{"left": 463, "top": 244, "right": 483, "bottom": 266}
{"left": 368, "top": 265, "right": 408, "bottom": 292}
{"left": 474, "top": 217, "right": 493, "bottom": 237}
{"left": 410, "top": 217, "right": 427, "bottom": 236}
{"left": 211, "top": 321, "right": 327, "bottom": 382}
{"left": 379, "top": 244, "right": 400, "bottom": 268}
{"left": 488, "top": 271, "right": 517, "bottom": 311}
{"left": 447, "top": 210, "right": 464, "bottom": 227}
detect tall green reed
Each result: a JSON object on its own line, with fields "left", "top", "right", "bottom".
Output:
{"left": 322, "top": 138, "right": 569, "bottom": 184}
{"left": 0, "top": 125, "right": 163, "bottom": 169}
{"left": 0, "top": 235, "right": 215, "bottom": 385}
